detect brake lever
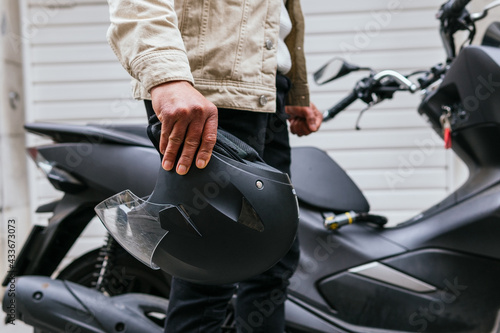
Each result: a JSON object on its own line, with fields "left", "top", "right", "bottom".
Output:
{"left": 353, "top": 72, "right": 418, "bottom": 130}
{"left": 355, "top": 103, "right": 374, "bottom": 131}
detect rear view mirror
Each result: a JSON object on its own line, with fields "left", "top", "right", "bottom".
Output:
{"left": 314, "top": 58, "right": 361, "bottom": 85}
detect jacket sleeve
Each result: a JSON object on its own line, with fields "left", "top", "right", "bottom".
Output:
{"left": 106, "top": 0, "right": 194, "bottom": 93}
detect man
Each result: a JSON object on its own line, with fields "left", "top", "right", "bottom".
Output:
{"left": 106, "top": 0, "right": 322, "bottom": 331}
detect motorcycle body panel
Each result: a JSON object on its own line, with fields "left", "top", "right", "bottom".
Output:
{"left": 418, "top": 45, "right": 500, "bottom": 173}
{"left": 289, "top": 188, "right": 500, "bottom": 332}
{"left": 3, "top": 276, "right": 166, "bottom": 333}
{"left": 289, "top": 206, "right": 407, "bottom": 312}
{"left": 384, "top": 182, "right": 500, "bottom": 259}
{"left": 37, "top": 142, "right": 159, "bottom": 197}
{"left": 3, "top": 141, "right": 160, "bottom": 282}
{"left": 24, "top": 122, "right": 151, "bottom": 147}
{"left": 482, "top": 22, "right": 500, "bottom": 47}
{"left": 318, "top": 249, "right": 500, "bottom": 332}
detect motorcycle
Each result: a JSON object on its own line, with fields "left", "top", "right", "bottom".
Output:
{"left": 4, "top": 0, "right": 500, "bottom": 332}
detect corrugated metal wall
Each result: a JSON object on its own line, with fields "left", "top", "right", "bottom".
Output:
{"left": 21, "top": 0, "right": 466, "bottom": 264}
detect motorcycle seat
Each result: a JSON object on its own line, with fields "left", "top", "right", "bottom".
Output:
{"left": 290, "top": 146, "right": 370, "bottom": 213}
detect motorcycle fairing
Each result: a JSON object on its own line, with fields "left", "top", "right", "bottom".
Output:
{"left": 24, "top": 122, "right": 152, "bottom": 147}
{"left": 420, "top": 45, "right": 500, "bottom": 132}
{"left": 318, "top": 248, "right": 500, "bottom": 333}
{"left": 2, "top": 276, "right": 166, "bottom": 333}
{"left": 482, "top": 21, "right": 500, "bottom": 48}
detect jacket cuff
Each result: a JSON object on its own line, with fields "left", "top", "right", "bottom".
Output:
{"left": 130, "top": 50, "right": 194, "bottom": 92}
{"left": 287, "top": 82, "right": 310, "bottom": 106}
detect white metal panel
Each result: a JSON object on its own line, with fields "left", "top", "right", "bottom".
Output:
{"left": 306, "top": 9, "right": 438, "bottom": 33}
{"left": 31, "top": 24, "right": 108, "bottom": 44}
{"left": 27, "top": 0, "right": 107, "bottom": 4}
{"left": 348, "top": 168, "right": 447, "bottom": 190}
{"left": 26, "top": 3, "right": 109, "bottom": 25}
{"left": 32, "top": 62, "right": 126, "bottom": 83}
{"left": 302, "top": 0, "right": 441, "bottom": 14}
{"left": 329, "top": 148, "right": 447, "bottom": 170}
{"left": 365, "top": 189, "right": 448, "bottom": 211}
{"left": 290, "top": 128, "right": 442, "bottom": 150}
{"left": 32, "top": 81, "right": 131, "bottom": 101}
{"left": 32, "top": 99, "right": 145, "bottom": 121}
{"left": 32, "top": 43, "right": 115, "bottom": 64}
{"left": 306, "top": 29, "right": 443, "bottom": 54}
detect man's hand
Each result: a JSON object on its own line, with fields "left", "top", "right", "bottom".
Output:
{"left": 150, "top": 80, "right": 218, "bottom": 175}
{"left": 285, "top": 102, "right": 323, "bottom": 136}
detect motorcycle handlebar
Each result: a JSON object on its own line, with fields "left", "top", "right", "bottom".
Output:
{"left": 323, "top": 90, "right": 358, "bottom": 122}
{"left": 440, "top": 0, "right": 471, "bottom": 18}
{"left": 323, "top": 70, "right": 419, "bottom": 121}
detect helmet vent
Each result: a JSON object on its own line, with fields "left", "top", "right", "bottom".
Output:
{"left": 237, "top": 197, "right": 265, "bottom": 232}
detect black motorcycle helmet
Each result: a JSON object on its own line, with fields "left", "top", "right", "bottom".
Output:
{"left": 95, "top": 129, "right": 299, "bottom": 284}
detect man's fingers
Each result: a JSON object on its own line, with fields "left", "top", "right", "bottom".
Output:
{"left": 290, "top": 119, "right": 309, "bottom": 137}
{"left": 287, "top": 103, "right": 323, "bottom": 136}
{"left": 297, "top": 124, "right": 309, "bottom": 137}
{"left": 306, "top": 103, "right": 322, "bottom": 132}
{"left": 162, "top": 122, "right": 188, "bottom": 171}
{"left": 174, "top": 122, "right": 204, "bottom": 175}
{"left": 159, "top": 118, "right": 174, "bottom": 158}
{"left": 196, "top": 114, "right": 218, "bottom": 169}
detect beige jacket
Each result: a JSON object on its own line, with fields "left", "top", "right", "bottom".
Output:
{"left": 106, "top": 0, "right": 310, "bottom": 112}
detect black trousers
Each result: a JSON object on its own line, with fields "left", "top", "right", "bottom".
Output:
{"left": 145, "top": 74, "right": 300, "bottom": 332}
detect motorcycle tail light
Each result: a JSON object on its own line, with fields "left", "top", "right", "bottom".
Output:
{"left": 27, "top": 147, "right": 86, "bottom": 193}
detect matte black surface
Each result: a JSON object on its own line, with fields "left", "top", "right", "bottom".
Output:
{"left": 38, "top": 143, "right": 158, "bottom": 198}
{"left": 384, "top": 180, "right": 500, "bottom": 261}
{"left": 6, "top": 135, "right": 160, "bottom": 279}
{"left": 482, "top": 22, "right": 500, "bottom": 47}
{"left": 418, "top": 46, "right": 500, "bottom": 159}
{"left": 3, "top": 276, "right": 166, "bottom": 333}
{"left": 25, "top": 122, "right": 152, "bottom": 147}
{"left": 91, "top": 123, "right": 149, "bottom": 140}
{"left": 150, "top": 152, "right": 298, "bottom": 284}
{"left": 22, "top": 195, "right": 97, "bottom": 277}
{"left": 319, "top": 249, "right": 500, "bottom": 332}
{"left": 2, "top": 225, "right": 44, "bottom": 286}
{"left": 291, "top": 147, "right": 369, "bottom": 213}
{"left": 288, "top": 205, "right": 406, "bottom": 311}
{"left": 285, "top": 298, "right": 347, "bottom": 333}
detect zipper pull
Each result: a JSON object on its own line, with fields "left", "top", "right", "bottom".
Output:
{"left": 440, "top": 106, "right": 452, "bottom": 149}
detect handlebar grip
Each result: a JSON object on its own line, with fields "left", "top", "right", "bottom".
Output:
{"left": 440, "top": 0, "right": 471, "bottom": 18}
{"left": 323, "top": 90, "right": 358, "bottom": 122}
